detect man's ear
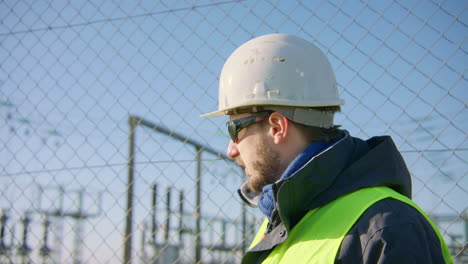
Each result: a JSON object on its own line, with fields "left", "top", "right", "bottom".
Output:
{"left": 268, "top": 112, "right": 289, "bottom": 145}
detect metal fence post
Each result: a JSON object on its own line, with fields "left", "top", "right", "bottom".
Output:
{"left": 151, "top": 183, "right": 158, "bottom": 244}
{"left": 178, "top": 190, "right": 184, "bottom": 246}
{"left": 195, "top": 147, "right": 202, "bottom": 264}
{"left": 123, "top": 116, "right": 137, "bottom": 264}
{"left": 165, "top": 187, "right": 172, "bottom": 244}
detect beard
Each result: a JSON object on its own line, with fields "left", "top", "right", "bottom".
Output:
{"left": 247, "top": 138, "right": 285, "bottom": 193}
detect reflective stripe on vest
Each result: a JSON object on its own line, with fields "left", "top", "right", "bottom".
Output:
{"left": 249, "top": 187, "right": 453, "bottom": 264}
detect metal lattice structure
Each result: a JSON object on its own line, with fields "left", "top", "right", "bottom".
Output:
{"left": 1, "top": 1, "right": 466, "bottom": 263}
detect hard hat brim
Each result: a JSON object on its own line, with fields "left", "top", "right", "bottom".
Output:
{"left": 200, "top": 109, "right": 226, "bottom": 118}
{"left": 200, "top": 98, "right": 344, "bottom": 118}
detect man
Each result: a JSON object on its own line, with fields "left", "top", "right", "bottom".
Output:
{"left": 201, "top": 34, "right": 452, "bottom": 263}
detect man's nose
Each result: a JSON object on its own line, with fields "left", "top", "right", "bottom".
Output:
{"left": 227, "top": 140, "right": 240, "bottom": 159}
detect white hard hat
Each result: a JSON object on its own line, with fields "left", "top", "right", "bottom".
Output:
{"left": 201, "top": 34, "right": 344, "bottom": 127}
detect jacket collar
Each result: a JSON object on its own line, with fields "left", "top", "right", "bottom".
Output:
{"left": 276, "top": 134, "right": 411, "bottom": 231}
{"left": 244, "top": 133, "right": 412, "bottom": 257}
{"left": 239, "top": 133, "right": 411, "bottom": 231}
{"left": 237, "top": 133, "right": 346, "bottom": 209}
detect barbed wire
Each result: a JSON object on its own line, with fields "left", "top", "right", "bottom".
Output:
{"left": 0, "top": 0, "right": 247, "bottom": 37}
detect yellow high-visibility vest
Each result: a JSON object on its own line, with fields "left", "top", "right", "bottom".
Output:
{"left": 249, "top": 187, "right": 453, "bottom": 264}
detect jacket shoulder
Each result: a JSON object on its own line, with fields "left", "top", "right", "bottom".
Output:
{"left": 336, "top": 198, "right": 446, "bottom": 264}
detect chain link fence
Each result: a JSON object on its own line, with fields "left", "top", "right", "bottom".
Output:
{"left": 1, "top": 0, "right": 466, "bottom": 263}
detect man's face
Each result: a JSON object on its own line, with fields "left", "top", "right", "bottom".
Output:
{"left": 226, "top": 113, "right": 285, "bottom": 193}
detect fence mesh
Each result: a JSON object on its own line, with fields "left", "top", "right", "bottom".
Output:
{"left": 1, "top": 0, "right": 467, "bottom": 263}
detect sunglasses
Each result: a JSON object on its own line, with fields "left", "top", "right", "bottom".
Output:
{"left": 226, "top": 114, "right": 271, "bottom": 142}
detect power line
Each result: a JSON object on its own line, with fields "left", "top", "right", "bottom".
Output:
{"left": 400, "top": 148, "right": 468, "bottom": 153}
{"left": 0, "top": 0, "right": 246, "bottom": 37}
{"left": 2, "top": 147, "right": 466, "bottom": 178}
{"left": 0, "top": 158, "right": 235, "bottom": 178}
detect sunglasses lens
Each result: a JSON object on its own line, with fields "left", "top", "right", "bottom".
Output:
{"left": 226, "top": 115, "right": 268, "bottom": 142}
{"left": 227, "top": 121, "right": 237, "bottom": 141}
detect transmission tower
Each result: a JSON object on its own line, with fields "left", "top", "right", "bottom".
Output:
{"left": 35, "top": 185, "right": 102, "bottom": 264}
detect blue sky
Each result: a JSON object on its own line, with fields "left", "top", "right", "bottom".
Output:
{"left": 1, "top": 0, "right": 466, "bottom": 262}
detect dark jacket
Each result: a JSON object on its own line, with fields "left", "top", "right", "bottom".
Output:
{"left": 241, "top": 134, "right": 447, "bottom": 263}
